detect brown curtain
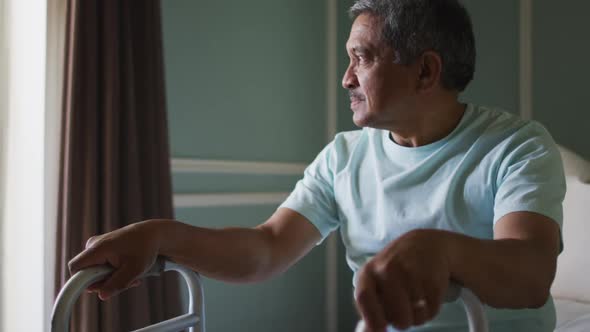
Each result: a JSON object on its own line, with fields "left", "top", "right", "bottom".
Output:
{"left": 55, "top": 0, "right": 182, "bottom": 331}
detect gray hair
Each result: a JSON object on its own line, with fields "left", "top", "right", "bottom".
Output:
{"left": 350, "top": 0, "right": 476, "bottom": 92}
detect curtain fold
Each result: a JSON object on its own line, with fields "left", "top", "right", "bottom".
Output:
{"left": 55, "top": 0, "right": 182, "bottom": 330}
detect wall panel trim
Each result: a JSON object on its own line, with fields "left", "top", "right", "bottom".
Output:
{"left": 325, "top": 0, "right": 339, "bottom": 331}
{"left": 171, "top": 158, "right": 306, "bottom": 175}
{"left": 173, "top": 192, "right": 289, "bottom": 208}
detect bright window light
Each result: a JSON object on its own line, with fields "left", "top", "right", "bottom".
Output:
{"left": 1, "top": 0, "right": 52, "bottom": 331}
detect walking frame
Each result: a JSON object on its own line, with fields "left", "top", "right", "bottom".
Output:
{"left": 51, "top": 258, "right": 487, "bottom": 332}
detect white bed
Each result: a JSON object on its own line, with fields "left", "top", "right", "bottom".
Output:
{"left": 552, "top": 146, "right": 590, "bottom": 331}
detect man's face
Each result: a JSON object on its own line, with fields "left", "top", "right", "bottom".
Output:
{"left": 342, "top": 14, "right": 417, "bottom": 129}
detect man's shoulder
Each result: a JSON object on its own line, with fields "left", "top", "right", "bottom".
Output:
{"left": 469, "top": 104, "right": 526, "bottom": 129}
{"left": 468, "top": 104, "right": 549, "bottom": 140}
{"left": 469, "top": 104, "right": 559, "bottom": 161}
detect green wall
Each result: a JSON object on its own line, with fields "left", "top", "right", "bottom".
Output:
{"left": 533, "top": 1, "right": 590, "bottom": 160}
{"left": 461, "top": 0, "right": 520, "bottom": 112}
{"left": 163, "top": 0, "right": 327, "bottom": 162}
{"left": 162, "top": 1, "right": 330, "bottom": 331}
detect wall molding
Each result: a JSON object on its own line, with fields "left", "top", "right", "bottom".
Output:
{"left": 44, "top": 0, "right": 67, "bottom": 329}
{"left": 326, "top": 0, "right": 338, "bottom": 143}
{"left": 171, "top": 158, "right": 306, "bottom": 175}
{"left": 325, "top": 0, "right": 339, "bottom": 331}
{"left": 173, "top": 192, "right": 290, "bottom": 208}
{"left": 519, "top": 0, "right": 533, "bottom": 120}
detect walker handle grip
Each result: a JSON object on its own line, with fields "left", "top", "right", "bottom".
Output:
{"left": 51, "top": 257, "right": 205, "bottom": 332}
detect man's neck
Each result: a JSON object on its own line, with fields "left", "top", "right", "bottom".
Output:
{"left": 389, "top": 100, "right": 466, "bottom": 148}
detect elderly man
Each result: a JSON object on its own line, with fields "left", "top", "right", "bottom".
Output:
{"left": 69, "top": 0, "right": 565, "bottom": 331}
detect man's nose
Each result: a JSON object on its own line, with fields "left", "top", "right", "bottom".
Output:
{"left": 342, "top": 65, "right": 358, "bottom": 90}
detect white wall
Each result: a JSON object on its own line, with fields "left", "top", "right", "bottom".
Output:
{"left": 0, "top": 0, "right": 9, "bottom": 327}
{"left": 1, "top": 0, "right": 63, "bottom": 330}
{"left": 2, "top": 0, "right": 47, "bottom": 329}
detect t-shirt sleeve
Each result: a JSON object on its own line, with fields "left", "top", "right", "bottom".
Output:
{"left": 493, "top": 122, "right": 566, "bottom": 240}
{"left": 279, "top": 141, "right": 341, "bottom": 244}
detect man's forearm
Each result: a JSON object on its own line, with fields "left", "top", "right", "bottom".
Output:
{"left": 443, "top": 230, "right": 557, "bottom": 308}
{"left": 144, "top": 219, "right": 275, "bottom": 284}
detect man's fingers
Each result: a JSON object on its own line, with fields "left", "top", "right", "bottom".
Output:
{"left": 356, "top": 270, "right": 388, "bottom": 331}
{"left": 422, "top": 279, "right": 446, "bottom": 322}
{"left": 378, "top": 274, "right": 413, "bottom": 330}
{"left": 98, "top": 264, "right": 141, "bottom": 301}
{"left": 85, "top": 236, "right": 100, "bottom": 249}
{"left": 376, "top": 280, "right": 398, "bottom": 325}
{"left": 88, "top": 276, "right": 141, "bottom": 296}
{"left": 408, "top": 287, "right": 428, "bottom": 326}
{"left": 68, "top": 246, "right": 108, "bottom": 276}
{"left": 87, "top": 280, "right": 105, "bottom": 293}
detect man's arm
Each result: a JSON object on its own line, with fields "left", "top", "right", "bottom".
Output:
{"left": 68, "top": 207, "right": 320, "bottom": 300}
{"left": 156, "top": 208, "right": 322, "bottom": 283}
{"left": 355, "top": 211, "right": 560, "bottom": 331}
{"left": 448, "top": 211, "right": 560, "bottom": 308}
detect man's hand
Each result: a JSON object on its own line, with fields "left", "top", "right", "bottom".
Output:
{"left": 355, "top": 229, "right": 451, "bottom": 331}
{"left": 68, "top": 220, "right": 162, "bottom": 301}
{"left": 355, "top": 212, "right": 560, "bottom": 331}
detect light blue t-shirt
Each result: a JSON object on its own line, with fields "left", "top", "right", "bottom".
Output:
{"left": 280, "top": 104, "right": 566, "bottom": 331}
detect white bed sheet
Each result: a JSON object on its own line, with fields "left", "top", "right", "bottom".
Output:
{"left": 555, "top": 298, "right": 590, "bottom": 331}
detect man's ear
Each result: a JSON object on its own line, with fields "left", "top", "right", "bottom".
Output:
{"left": 416, "top": 51, "right": 443, "bottom": 92}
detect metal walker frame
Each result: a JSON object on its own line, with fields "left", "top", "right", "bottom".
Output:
{"left": 52, "top": 258, "right": 205, "bottom": 332}
{"left": 52, "top": 258, "right": 488, "bottom": 332}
